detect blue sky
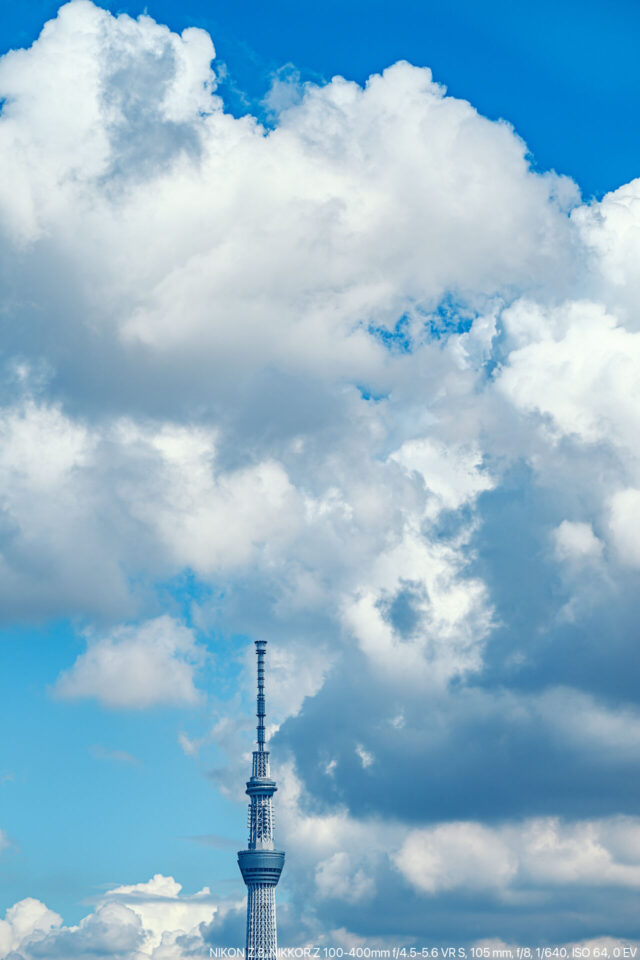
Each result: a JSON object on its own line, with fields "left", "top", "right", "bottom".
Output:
{"left": 0, "top": 621, "right": 244, "bottom": 912}
{"left": 0, "top": 1, "right": 639, "bottom": 956}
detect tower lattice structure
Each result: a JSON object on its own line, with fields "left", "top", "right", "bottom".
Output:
{"left": 238, "top": 640, "right": 284, "bottom": 960}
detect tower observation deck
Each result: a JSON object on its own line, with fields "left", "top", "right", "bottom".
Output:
{"left": 238, "top": 640, "right": 284, "bottom": 960}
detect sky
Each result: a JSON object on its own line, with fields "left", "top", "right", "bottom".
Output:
{"left": 0, "top": 0, "right": 639, "bottom": 956}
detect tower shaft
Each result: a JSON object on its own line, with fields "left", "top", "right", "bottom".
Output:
{"left": 238, "top": 640, "right": 284, "bottom": 960}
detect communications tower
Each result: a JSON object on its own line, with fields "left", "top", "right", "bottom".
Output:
{"left": 238, "top": 640, "right": 284, "bottom": 959}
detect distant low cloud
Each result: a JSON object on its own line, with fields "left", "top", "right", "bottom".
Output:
{"left": 0, "top": 874, "right": 221, "bottom": 959}
{"left": 396, "top": 816, "right": 640, "bottom": 894}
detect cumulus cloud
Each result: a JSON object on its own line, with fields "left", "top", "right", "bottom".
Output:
{"left": 396, "top": 821, "right": 518, "bottom": 893}
{"left": 396, "top": 816, "right": 640, "bottom": 895}
{"left": 0, "top": 874, "right": 219, "bottom": 959}
{"left": 54, "top": 616, "right": 205, "bottom": 708}
{"left": 0, "top": 0, "right": 567, "bottom": 665}
{"left": 497, "top": 299, "right": 640, "bottom": 450}
{"left": 0, "top": 899, "right": 62, "bottom": 959}
{"left": 116, "top": 420, "right": 302, "bottom": 574}
{"left": 553, "top": 520, "right": 603, "bottom": 564}
{"left": 574, "top": 176, "right": 640, "bottom": 316}
{"left": 0, "top": 0, "right": 578, "bottom": 415}
{"left": 116, "top": 60, "right": 577, "bottom": 375}
{"left": 0, "top": 0, "right": 217, "bottom": 242}
{"left": 1, "top": 0, "right": 640, "bottom": 946}
{"left": 101, "top": 874, "right": 217, "bottom": 950}
{"left": 0, "top": 401, "right": 303, "bottom": 618}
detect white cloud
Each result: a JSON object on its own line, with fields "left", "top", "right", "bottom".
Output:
{"left": 115, "top": 58, "right": 575, "bottom": 376}
{"left": 0, "top": 1, "right": 217, "bottom": 243}
{"left": 0, "top": 1, "right": 578, "bottom": 693}
{"left": 519, "top": 817, "right": 640, "bottom": 887}
{"left": 0, "top": 874, "right": 219, "bottom": 959}
{"left": 391, "top": 437, "right": 494, "bottom": 515}
{"left": 396, "top": 816, "right": 640, "bottom": 895}
{"left": 609, "top": 488, "right": 640, "bottom": 567}
{"left": 0, "top": 898, "right": 62, "bottom": 958}
{"left": 0, "top": 399, "right": 130, "bottom": 619}
{"left": 497, "top": 299, "right": 640, "bottom": 449}
{"left": 0, "top": 391, "right": 495, "bottom": 687}
{"left": 0, "top": 401, "right": 304, "bottom": 617}
{"left": 116, "top": 420, "right": 303, "bottom": 574}
{"left": 342, "top": 525, "right": 493, "bottom": 686}
{"left": 0, "top": 399, "right": 90, "bottom": 487}
{"left": 2, "top": 1, "right": 640, "bottom": 942}
{"left": 355, "top": 743, "right": 375, "bottom": 768}
{"left": 102, "top": 874, "right": 216, "bottom": 951}
{"left": 315, "top": 851, "right": 375, "bottom": 903}
{"left": 54, "top": 616, "right": 205, "bottom": 708}
{"left": 277, "top": 748, "right": 640, "bottom": 920}
{"left": 277, "top": 759, "right": 403, "bottom": 880}
{"left": 495, "top": 297, "right": 640, "bottom": 580}
{"left": 263, "top": 641, "right": 335, "bottom": 729}
{"left": 574, "top": 176, "right": 640, "bottom": 318}
{"left": 537, "top": 687, "right": 640, "bottom": 762}
{"left": 396, "top": 821, "right": 518, "bottom": 893}
{"left": 553, "top": 520, "right": 603, "bottom": 563}
{"left": 0, "top": 1, "right": 577, "bottom": 389}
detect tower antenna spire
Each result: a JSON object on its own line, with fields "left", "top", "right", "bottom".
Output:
{"left": 238, "top": 640, "right": 284, "bottom": 960}
{"left": 256, "top": 639, "right": 266, "bottom": 752}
